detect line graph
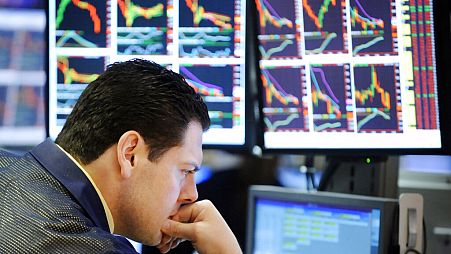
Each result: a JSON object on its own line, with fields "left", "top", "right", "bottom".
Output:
{"left": 264, "top": 111, "right": 303, "bottom": 132}
{"left": 179, "top": 64, "right": 238, "bottom": 129}
{"left": 117, "top": 27, "right": 167, "bottom": 55}
{"left": 179, "top": 30, "right": 232, "bottom": 57}
{"left": 179, "top": 0, "right": 237, "bottom": 58}
{"left": 302, "top": 0, "right": 347, "bottom": 54}
{"left": 182, "top": 0, "right": 232, "bottom": 29}
{"left": 118, "top": 0, "right": 165, "bottom": 27}
{"left": 261, "top": 68, "right": 300, "bottom": 107}
{"left": 256, "top": 0, "right": 300, "bottom": 59}
{"left": 261, "top": 66, "right": 309, "bottom": 131}
{"left": 56, "top": 56, "right": 105, "bottom": 123}
{"left": 256, "top": 0, "right": 294, "bottom": 34}
{"left": 117, "top": 0, "right": 168, "bottom": 55}
{"left": 55, "top": 0, "right": 107, "bottom": 48}
{"left": 353, "top": 64, "right": 401, "bottom": 132}
{"left": 350, "top": 0, "right": 398, "bottom": 56}
{"left": 310, "top": 64, "right": 352, "bottom": 132}
{"left": 57, "top": 56, "right": 102, "bottom": 84}
{"left": 179, "top": 66, "right": 225, "bottom": 97}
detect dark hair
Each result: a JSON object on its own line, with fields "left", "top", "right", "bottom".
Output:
{"left": 56, "top": 59, "right": 210, "bottom": 164}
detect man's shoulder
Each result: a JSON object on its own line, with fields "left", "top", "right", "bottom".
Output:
{"left": 0, "top": 149, "right": 20, "bottom": 168}
{"left": 0, "top": 171, "right": 137, "bottom": 253}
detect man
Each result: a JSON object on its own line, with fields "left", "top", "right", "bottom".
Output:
{"left": 0, "top": 59, "right": 242, "bottom": 254}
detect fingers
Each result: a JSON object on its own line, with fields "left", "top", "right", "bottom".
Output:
{"left": 156, "top": 233, "right": 183, "bottom": 253}
{"left": 161, "top": 219, "right": 196, "bottom": 241}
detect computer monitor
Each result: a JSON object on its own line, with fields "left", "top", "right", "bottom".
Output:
{"left": 255, "top": 0, "right": 451, "bottom": 153}
{"left": 246, "top": 185, "right": 398, "bottom": 254}
{"left": 46, "top": 0, "right": 248, "bottom": 147}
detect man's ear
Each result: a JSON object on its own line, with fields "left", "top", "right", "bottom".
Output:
{"left": 117, "top": 131, "right": 141, "bottom": 179}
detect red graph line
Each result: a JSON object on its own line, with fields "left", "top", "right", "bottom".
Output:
{"left": 185, "top": 0, "right": 232, "bottom": 29}
{"left": 255, "top": 0, "right": 293, "bottom": 29}
{"left": 355, "top": 66, "right": 391, "bottom": 109}
{"left": 73, "top": 0, "right": 101, "bottom": 33}
{"left": 303, "top": 0, "right": 336, "bottom": 30}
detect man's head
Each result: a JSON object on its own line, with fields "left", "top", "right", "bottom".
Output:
{"left": 55, "top": 59, "right": 210, "bottom": 245}
{"left": 56, "top": 59, "right": 209, "bottom": 164}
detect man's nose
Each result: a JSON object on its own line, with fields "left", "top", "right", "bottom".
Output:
{"left": 179, "top": 174, "right": 198, "bottom": 204}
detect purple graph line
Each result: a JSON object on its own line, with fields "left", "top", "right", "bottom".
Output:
{"left": 311, "top": 67, "right": 339, "bottom": 103}
{"left": 354, "top": 0, "right": 380, "bottom": 21}
{"left": 262, "top": 0, "right": 285, "bottom": 20}
{"left": 263, "top": 69, "right": 295, "bottom": 98}
{"left": 179, "top": 66, "right": 223, "bottom": 91}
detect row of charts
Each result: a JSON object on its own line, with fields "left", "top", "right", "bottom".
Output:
{"left": 257, "top": 0, "right": 397, "bottom": 58}
{"left": 49, "top": 0, "right": 246, "bottom": 145}
{"left": 55, "top": 56, "right": 240, "bottom": 130}
{"left": 262, "top": 63, "right": 401, "bottom": 133}
{"left": 53, "top": 0, "right": 242, "bottom": 57}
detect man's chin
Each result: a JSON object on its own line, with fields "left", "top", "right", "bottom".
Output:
{"left": 137, "top": 231, "right": 162, "bottom": 247}
{"left": 151, "top": 231, "right": 163, "bottom": 246}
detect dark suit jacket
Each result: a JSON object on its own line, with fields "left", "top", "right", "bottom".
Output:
{"left": 0, "top": 139, "right": 137, "bottom": 253}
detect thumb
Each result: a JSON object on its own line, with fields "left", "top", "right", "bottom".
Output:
{"left": 161, "top": 219, "right": 196, "bottom": 241}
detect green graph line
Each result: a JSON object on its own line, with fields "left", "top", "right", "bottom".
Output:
{"left": 264, "top": 113, "right": 300, "bottom": 131}
{"left": 56, "top": 30, "right": 97, "bottom": 47}
{"left": 315, "top": 122, "right": 341, "bottom": 131}
{"left": 353, "top": 36, "right": 384, "bottom": 55}
{"left": 303, "top": 0, "right": 336, "bottom": 29}
{"left": 121, "top": 1, "right": 164, "bottom": 27}
{"left": 357, "top": 110, "right": 390, "bottom": 130}
{"left": 305, "top": 32, "right": 336, "bottom": 54}
{"left": 56, "top": 0, "right": 72, "bottom": 29}
{"left": 317, "top": 0, "right": 335, "bottom": 28}
{"left": 259, "top": 40, "right": 293, "bottom": 59}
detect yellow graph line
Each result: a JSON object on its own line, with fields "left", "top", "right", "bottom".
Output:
{"left": 186, "top": 0, "right": 232, "bottom": 29}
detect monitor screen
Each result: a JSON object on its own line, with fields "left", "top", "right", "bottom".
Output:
{"left": 47, "top": 0, "right": 247, "bottom": 146}
{"left": 246, "top": 185, "right": 398, "bottom": 254}
{"left": 0, "top": 8, "right": 46, "bottom": 146}
{"left": 256, "top": 0, "right": 449, "bottom": 151}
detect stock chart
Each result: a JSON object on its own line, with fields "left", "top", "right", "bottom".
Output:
{"left": 180, "top": 64, "right": 238, "bottom": 129}
{"left": 310, "top": 64, "right": 352, "bottom": 132}
{"left": 302, "top": 0, "right": 348, "bottom": 54}
{"left": 353, "top": 64, "right": 401, "bottom": 132}
{"left": 117, "top": 0, "right": 168, "bottom": 55}
{"left": 179, "top": 0, "right": 237, "bottom": 58}
{"left": 350, "top": 0, "right": 398, "bottom": 56}
{"left": 56, "top": 56, "right": 104, "bottom": 125}
{"left": 261, "top": 66, "right": 308, "bottom": 132}
{"left": 256, "top": 0, "right": 300, "bottom": 59}
{"left": 55, "top": 0, "right": 108, "bottom": 48}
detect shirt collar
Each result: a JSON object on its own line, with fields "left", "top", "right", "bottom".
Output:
{"left": 55, "top": 144, "right": 115, "bottom": 233}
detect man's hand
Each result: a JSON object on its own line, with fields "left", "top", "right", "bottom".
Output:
{"left": 161, "top": 200, "right": 242, "bottom": 254}
{"left": 156, "top": 233, "right": 183, "bottom": 253}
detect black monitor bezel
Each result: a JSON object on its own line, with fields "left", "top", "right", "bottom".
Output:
{"left": 246, "top": 185, "right": 398, "bottom": 254}
{"left": 253, "top": 0, "right": 451, "bottom": 155}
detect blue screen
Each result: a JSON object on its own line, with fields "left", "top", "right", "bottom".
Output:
{"left": 253, "top": 198, "right": 381, "bottom": 254}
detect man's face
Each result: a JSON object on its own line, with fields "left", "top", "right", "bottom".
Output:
{"left": 117, "top": 121, "right": 203, "bottom": 245}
